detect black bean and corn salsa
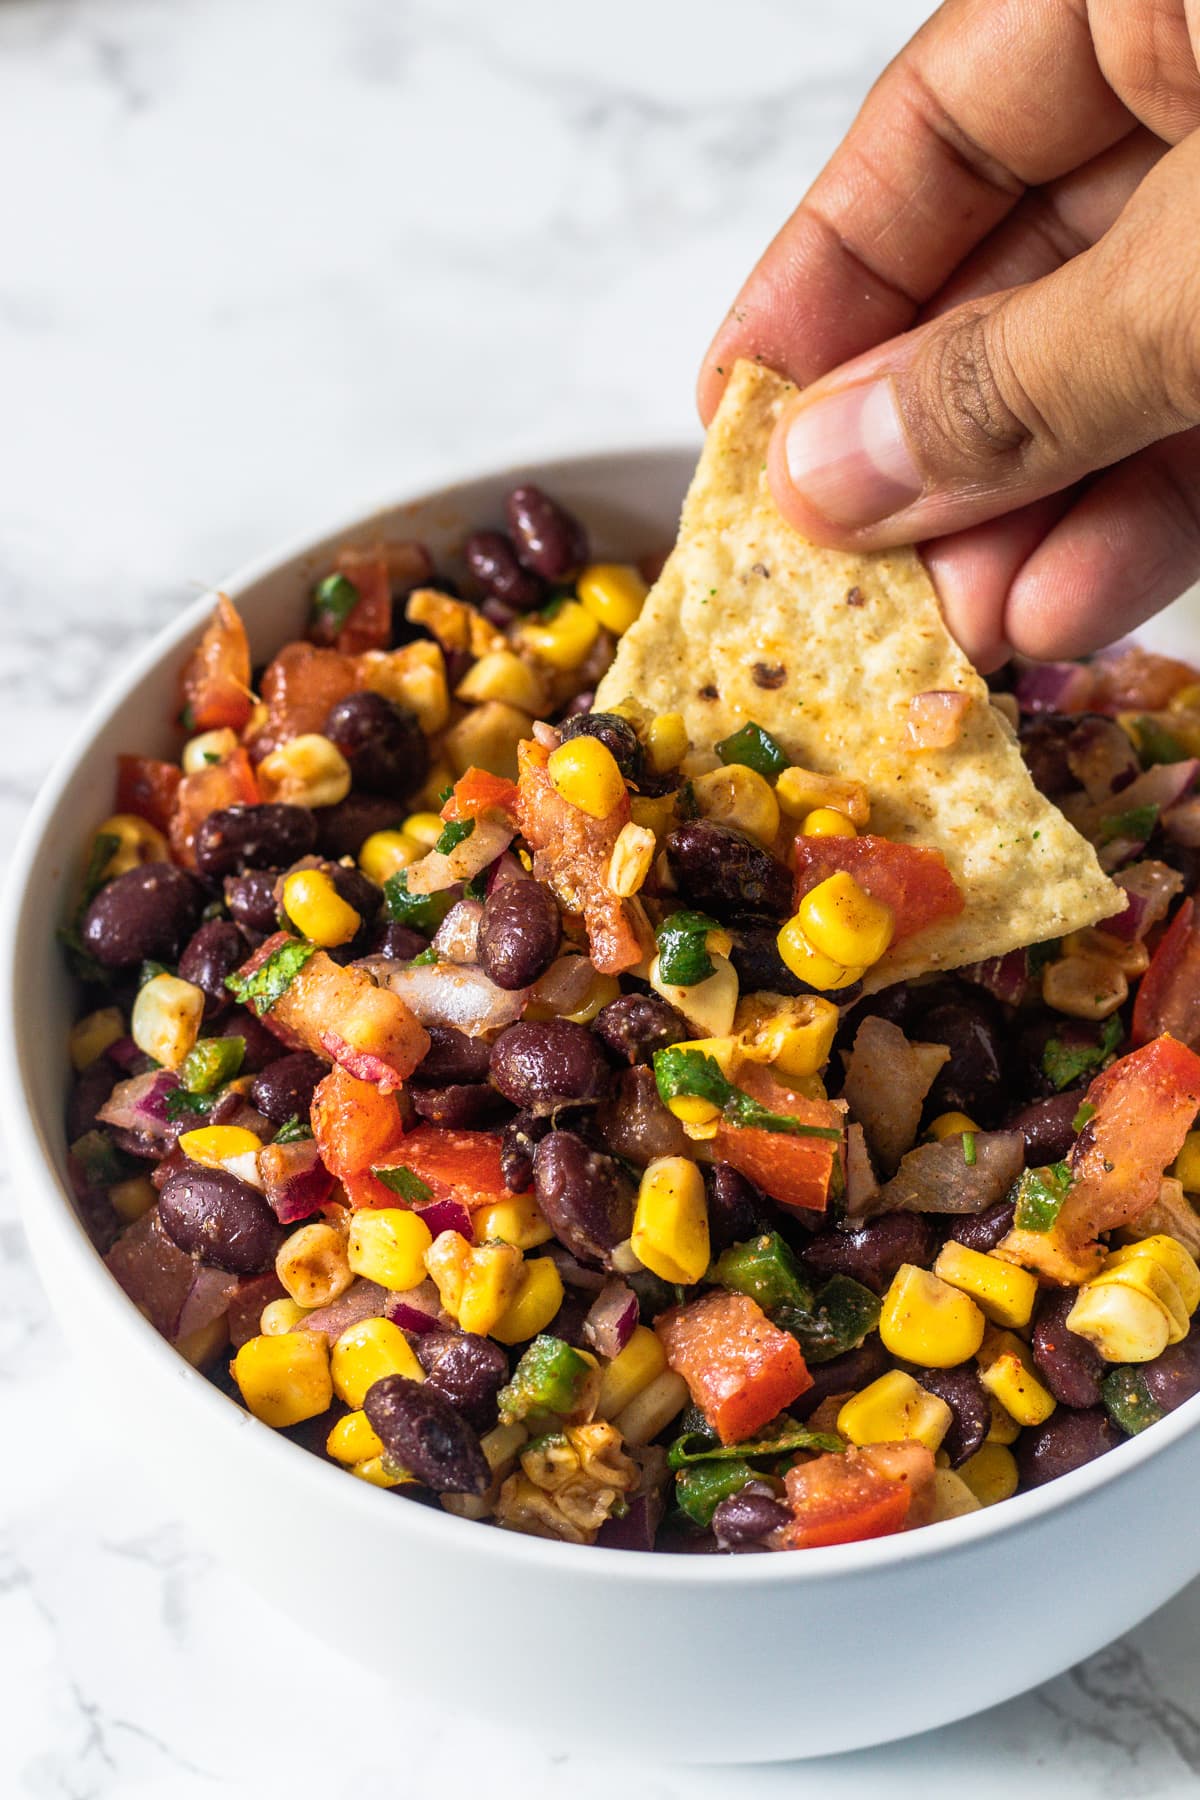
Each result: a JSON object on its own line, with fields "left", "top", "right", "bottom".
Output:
{"left": 61, "top": 477, "right": 1200, "bottom": 1554}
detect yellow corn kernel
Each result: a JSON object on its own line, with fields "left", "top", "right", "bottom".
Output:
{"left": 276, "top": 1221, "right": 354, "bottom": 1309}
{"left": 646, "top": 712, "right": 689, "bottom": 774}
{"left": 977, "top": 1330, "right": 1057, "bottom": 1424}
{"left": 559, "top": 970, "right": 621, "bottom": 1025}
{"left": 443, "top": 700, "right": 533, "bottom": 782}
{"left": 613, "top": 1369, "right": 690, "bottom": 1446}
{"left": 178, "top": 1124, "right": 263, "bottom": 1170}
{"left": 182, "top": 727, "right": 239, "bottom": 774}
{"left": 1174, "top": 1131, "right": 1200, "bottom": 1194}
{"left": 402, "top": 810, "right": 444, "bottom": 848}
{"left": 631, "top": 1155, "right": 711, "bottom": 1285}
{"left": 455, "top": 649, "right": 546, "bottom": 715}
{"left": 1084, "top": 1257, "right": 1190, "bottom": 1345}
{"left": 775, "top": 915, "right": 865, "bottom": 992}
{"left": 108, "top": 1173, "right": 157, "bottom": 1224}
{"left": 880, "top": 1264, "right": 987, "bottom": 1368}
{"left": 734, "top": 994, "right": 838, "bottom": 1082}
{"left": 407, "top": 587, "right": 506, "bottom": 656}
{"left": 957, "top": 1442, "right": 1020, "bottom": 1507}
{"left": 351, "top": 1454, "right": 413, "bottom": 1488}
{"left": 927, "top": 1111, "right": 981, "bottom": 1142}
{"left": 930, "top": 1468, "right": 984, "bottom": 1521}
{"left": 69, "top": 1005, "right": 124, "bottom": 1071}
{"left": 1041, "top": 951, "right": 1128, "bottom": 1021}
{"left": 89, "top": 812, "right": 170, "bottom": 881}
{"left": 837, "top": 1369, "right": 954, "bottom": 1453}
{"left": 933, "top": 1240, "right": 1040, "bottom": 1330}
{"left": 691, "top": 764, "right": 780, "bottom": 848}
{"left": 631, "top": 792, "right": 679, "bottom": 836}
{"left": 665, "top": 1093, "right": 722, "bottom": 1127}
{"left": 257, "top": 734, "right": 352, "bottom": 809}
{"left": 458, "top": 1241, "right": 525, "bottom": 1336}
{"left": 359, "top": 641, "right": 450, "bottom": 734}
{"left": 491, "top": 1256, "right": 565, "bottom": 1345}
{"left": 474, "top": 1192, "right": 554, "bottom": 1250}
{"left": 519, "top": 599, "right": 600, "bottom": 671}
{"left": 326, "top": 1409, "right": 385, "bottom": 1465}
{"left": 260, "top": 1297, "right": 310, "bottom": 1335}
{"left": 801, "top": 807, "right": 857, "bottom": 839}
{"left": 232, "top": 1331, "right": 332, "bottom": 1428}
{"left": 424, "top": 1228, "right": 471, "bottom": 1315}
{"left": 649, "top": 952, "right": 739, "bottom": 1037}
{"left": 576, "top": 563, "right": 648, "bottom": 636}
{"left": 985, "top": 1394, "right": 1021, "bottom": 1444}
{"left": 131, "top": 972, "right": 205, "bottom": 1070}
{"left": 1062, "top": 927, "right": 1150, "bottom": 979}
{"left": 776, "top": 766, "right": 870, "bottom": 826}
{"left": 547, "top": 735, "right": 626, "bottom": 820}
{"left": 330, "top": 1317, "right": 424, "bottom": 1410}
{"left": 607, "top": 822, "right": 657, "bottom": 898}
{"left": 281, "top": 868, "right": 361, "bottom": 948}
{"left": 596, "top": 1324, "right": 668, "bottom": 1421}
{"left": 1105, "top": 1235, "right": 1200, "bottom": 1316}
{"left": 798, "top": 871, "right": 895, "bottom": 969}
{"left": 347, "top": 1208, "right": 434, "bottom": 1291}
{"left": 358, "top": 829, "right": 424, "bottom": 884}
{"left": 1171, "top": 682, "right": 1200, "bottom": 713}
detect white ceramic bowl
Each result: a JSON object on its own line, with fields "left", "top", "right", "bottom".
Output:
{"left": 6, "top": 448, "right": 1200, "bottom": 1765}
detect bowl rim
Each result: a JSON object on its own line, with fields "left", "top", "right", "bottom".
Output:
{"left": 4, "top": 439, "right": 1200, "bottom": 1588}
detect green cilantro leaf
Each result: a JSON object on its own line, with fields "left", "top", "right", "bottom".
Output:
{"left": 225, "top": 937, "right": 317, "bottom": 1016}
{"left": 655, "top": 909, "right": 720, "bottom": 987}
{"left": 371, "top": 1165, "right": 434, "bottom": 1203}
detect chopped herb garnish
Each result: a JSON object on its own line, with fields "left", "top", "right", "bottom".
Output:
{"left": 383, "top": 870, "right": 454, "bottom": 935}
{"left": 668, "top": 1419, "right": 842, "bottom": 1470}
{"left": 311, "top": 572, "right": 360, "bottom": 635}
{"left": 655, "top": 909, "right": 721, "bottom": 987}
{"left": 1042, "top": 1015, "right": 1122, "bottom": 1091}
{"left": 652, "top": 1047, "right": 843, "bottom": 1140}
{"left": 274, "top": 1114, "right": 313, "bottom": 1144}
{"left": 962, "top": 1130, "right": 977, "bottom": 1167}
{"left": 1012, "top": 1161, "right": 1075, "bottom": 1233}
{"left": 1098, "top": 803, "right": 1159, "bottom": 846}
{"left": 138, "top": 959, "right": 170, "bottom": 987}
{"left": 675, "top": 779, "right": 698, "bottom": 821}
{"left": 408, "top": 946, "right": 439, "bottom": 966}
{"left": 225, "top": 937, "right": 317, "bottom": 1016}
{"left": 372, "top": 1165, "right": 434, "bottom": 1203}
{"left": 715, "top": 721, "right": 787, "bottom": 780}
{"left": 81, "top": 832, "right": 121, "bottom": 905}
{"left": 56, "top": 922, "right": 116, "bottom": 988}
{"left": 1071, "top": 1099, "right": 1097, "bottom": 1134}
{"left": 165, "top": 1087, "right": 219, "bottom": 1123}
{"left": 434, "top": 817, "right": 475, "bottom": 856}
{"left": 463, "top": 870, "right": 489, "bottom": 901}
{"left": 436, "top": 784, "right": 454, "bottom": 806}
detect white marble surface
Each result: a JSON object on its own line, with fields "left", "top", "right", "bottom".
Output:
{"left": 3, "top": 0, "right": 1200, "bottom": 1793}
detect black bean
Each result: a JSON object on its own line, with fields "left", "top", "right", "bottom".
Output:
{"left": 547, "top": 1286, "right": 593, "bottom": 1348}
{"left": 505, "top": 483, "right": 588, "bottom": 581}
{"left": 80, "top": 863, "right": 204, "bottom": 969}
{"left": 801, "top": 1214, "right": 937, "bottom": 1294}
{"left": 315, "top": 794, "right": 407, "bottom": 860}
{"left": 1141, "top": 1331, "right": 1200, "bottom": 1412}
{"left": 558, "top": 711, "right": 644, "bottom": 783}
{"left": 370, "top": 921, "right": 429, "bottom": 961}
{"left": 1005, "top": 1090, "right": 1085, "bottom": 1164}
{"left": 712, "top": 1484, "right": 790, "bottom": 1550}
{"left": 793, "top": 1338, "right": 890, "bottom": 1420}
{"left": 67, "top": 1061, "right": 119, "bottom": 1142}
{"left": 596, "top": 1066, "right": 687, "bottom": 1168}
{"left": 594, "top": 994, "right": 689, "bottom": 1065}
{"left": 323, "top": 692, "right": 429, "bottom": 802}
{"left": 224, "top": 868, "right": 282, "bottom": 935}
{"left": 159, "top": 1167, "right": 283, "bottom": 1274}
{"left": 490, "top": 1020, "right": 612, "bottom": 1111}
{"left": 1018, "top": 714, "right": 1078, "bottom": 799}
{"left": 251, "top": 1052, "right": 329, "bottom": 1125}
{"left": 726, "top": 916, "right": 812, "bottom": 998}
{"left": 704, "top": 1163, "right": 769, "bottom": 1254}
{"left": 665, "top": 821, "right": 792, "bottom": 918}
{"left": 464, "top": 529, "right": 544, "bottom": 610}
{"left": 922, "top": 997, "right": 1005, "bottom": 1125}
{"left": 412, "top": 1024, "right": 492, "bottom": 1086}
{"left": 325, "top": 861, "right": 383, "bottom": 924}
{"left": 911, "top": 1365, "right": 989, "bottom": 1467}
{"left": 500, "top": 1110, "right": 551, "bottom": 1192}
{"left": 214, "top": 1007, "right": 280, "bottom": 1074}
{"left": 194, "top": 805, "right": 317, "bottom": 880}
{"left": 1030, "top": 1290, "right": 1107, "bottom": 1409}
{"left": 1016, "top": 1407, "right": 1120, "bottom": 1487}
{"left": 415, "top": 1331, "right": 509, "bottom": 1431}
{"left": 533, "top": 1130, "right": 634, "bottom": 1264}
{"left": 410, "top": 1083, "right": 510, "bottom": 1128}
{"left": 478, "top": 881, "right": 562, "bottom": 991}
{"left": 178, "top": 920, "right": 247, "bottom": 1020}
{"left": 946, "top": 1199, "right": 1016, "bottom": 1254}
{"left": 364, "top": 1374, "right": 490, "bottom": 1494}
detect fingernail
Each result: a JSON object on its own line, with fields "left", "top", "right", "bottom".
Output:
{"left": 782, "top": 379, "right": 922, "bottom": 527}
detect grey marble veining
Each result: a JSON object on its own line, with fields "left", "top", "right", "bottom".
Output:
{"left": 3, "top": 1, "right": 1200, "bottom": 1794}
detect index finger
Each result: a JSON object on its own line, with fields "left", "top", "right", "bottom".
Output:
{"left": 698, "top": 0, "right": 1133, "bottom": 421}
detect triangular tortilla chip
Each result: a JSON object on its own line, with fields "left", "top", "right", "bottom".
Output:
{"left": 596, "top": 360, "right": 1121, "bottom": 989}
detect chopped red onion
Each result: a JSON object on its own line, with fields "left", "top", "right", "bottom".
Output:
{"left": 1014, "top": 660, "right": 1096, "bottom": 715}
{"left": 526, "top": 954, "right": 598, "bottom": 1019}
{"left": 1064, "top": 716, "right": 1139, "bottom": 802}
{"left": 300, "top": 1279, "right": 389, "bottom": 1338}
{"left": 963, "top": 949, "right": 1029, "bottom": 1008}
{"left": 595, "top": 1488, "right": 665, "bottom": 1551}
{"left": 226, "top": 1272, "right": 287, "bottom": 1349}
{"left": 540, "top": 1241, "right": 606, "bottom": 1292}
{"left": 106, "top": 1035, "right": 145, "bottom": 1072}
{"left": 97, "top": 1070, "right": 180, "bottom": 1141}
{"left": 532, "top": 720, "right": 562, "bottom": 750}
{"left": 403, "top": 814, "right": 515, "bottom": 895}
{"left": 486, "top": 851, "right": 530, "bottom": 894}
{"left": 1106, "top": 860, "right": 1184, "bottom": 941}
{"left": 361, "top": 957, "right": 527, "bottom": 1034}
{"left": 384, "top": 1278, "right": 444, "bottom": 1333}
{"left": 843, "top": 1122, "right": 879, "bottom": 1223}
{"left": 905, "top": 690, "right": 971, "bottom": 749}
{"left": 865, "top": 1130, "right": 1025, "bottom": 1218}
{"left": 432, "top": 898, "right": 484, "bottom": 965}
{"left": 1164, "top": 797, "right": 1200, "bottom": 848}
{"left": 417, "top": 1197, "right": 474, "bottom": 1241}
{"left": 582, "top": 1278, "right": 639, "bottom": 1359}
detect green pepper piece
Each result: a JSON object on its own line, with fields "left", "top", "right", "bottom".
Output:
{"left": 1101, "top": 1365, "right": 1166, "bottom": 1437}
{"left": 777, "top": 1275, "right": 882, "bottom": 1364}
{"left": 1042, "top": 1015, "right": 1122, "bottom": 1092}
{"left": 715, "top": 722, "right": 787, "bottom": 781}
{"left": 652, "top": 1047, "right": 842, "bottom": 1141}
{"left": 225, "top": 937, "right": 317, "bottom": 1017}
{"left": 434, "top": 817, "right": 475, "bottom": 856}
{"left": 311, "top": 572, "right": 360, "bottom": 636}
{"left": 1071, "top": 1100, "right": 1096, "bottom": 1134}
{"left": 667, "top": 1419, "right": 842, "bottom": 1469}
{"left": 655, "top": 909, "right": 721, "bottom": 987}
{"left": 498, "top": 1335, "right": 598, "bottom": 1424}
{"left": 1132, "top": 716, "right": 1186, "bottom": 768}
{"left": 1011, "top": 1161, "right": 1075, "bottom": 1233}
{"left": 382, "top": 870, "right": 454, "bottom": 935}
{"left": 1097, "top": 802, "right": 1159, "bottom": 846}
{"left": 712, "top": 1232, "right": 815, "bottom": 1315}
{"left": 164, "top": 1087, "right": 218, "bottom": 1123}
{"left": 179, "top": 1035, "right": 245, "bottom": 1095}
{"left": 674, "top": 1458, "right": 760, "bottom": 1527}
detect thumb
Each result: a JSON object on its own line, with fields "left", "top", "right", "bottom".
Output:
{"left": 767, "top": 131, "right": 1200, "bottom": 550}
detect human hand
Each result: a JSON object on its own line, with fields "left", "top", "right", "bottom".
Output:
{"left": 699, "top": 0, "right": 1200, "bottom": 669}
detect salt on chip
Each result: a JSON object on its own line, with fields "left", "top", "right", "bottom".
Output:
{"left": 596, "top": 360, "right": 1121, "bottom": 989}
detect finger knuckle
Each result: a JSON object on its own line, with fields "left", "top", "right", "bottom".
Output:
{"left": 912, "top": 307, "right": 1040, "bottom": 471}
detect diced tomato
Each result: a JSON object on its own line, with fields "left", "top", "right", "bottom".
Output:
{"left": 1089, "top": 643, "right": 1196, "bottom": 714}
{"left": 248, "top": 642, "right": 361, "bottom": 762}
{"left": 115, "top": 755, "right": 182, "bottom": 835}
{"left": 515, "top": 738, "right": 643, "bottom": 975}
{"left": 181, "top": 595, "right": 254, "bottom": 732}
{"left": 775, "top": 1442, "right": 935, "bottom": 1550}
{"left": 1057, "top": 1034, "right": 1200, "bottom": 1244}
{"left": 244, "top": 936, "right": 430, "bottom": 1092}
{"left": 1132, "top": 898, "right": 1200, "bottom": 1050}
{"left": 713, "top": 1064, "right": 843, "bottom": 1214}
{"left": 442, "top": 767, "right": 520, "bottom": 824}
{"left": 311, "top": 1064, "right": 407, "bottom": 1208}
{"left": 168, "top": 746, "right": 259, "bottom": 868}
{"left": 791, "top": 835, "right": 963, "bottom": 945}
{"left": 332, "top": 546, "right": 393, "bottom": 656}
{"left": 656, "top": 1289, "right": 811, "bottom": 1445}
{"left": 384, "top": 1123, "right": 511, "bottom": 1208}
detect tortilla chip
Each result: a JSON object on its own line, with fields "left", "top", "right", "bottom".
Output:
{"left": 595, "top": 360, "right": 1121, "bottom": 988}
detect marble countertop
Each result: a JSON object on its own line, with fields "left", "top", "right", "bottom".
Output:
{"left": 3, "top": 0, "right": 1200, "bottom": 1793}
